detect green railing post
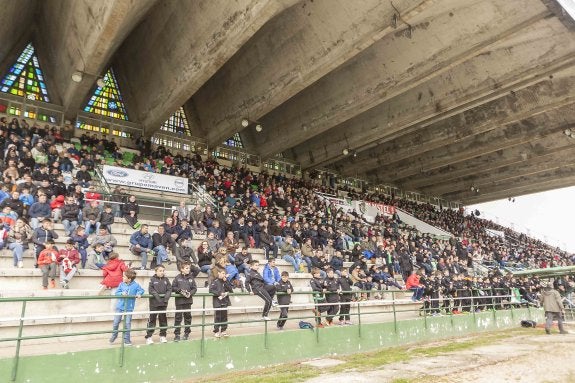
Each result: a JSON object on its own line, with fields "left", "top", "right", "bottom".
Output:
{"left": 357, "top": 299, "right": 362, "bottom": 338}
{"left": 264, "top": 320, "right": 269, "bottom": 350}
{"left": 10, "top": 300, "right": 27, "bottom": 382}
{"left": 392, "top": 291, "right": 398, "bottom": 335}
{"left": 119, "top": 299, "right": 127, "bottom": 367}
{"left": 423, "top": 302, "right": 427, "bottom": 330}
{"left": 314, "top": 301, "right": 320, "bottom": 344}
{"left": 471, "top": 295, "right": 477, "bottom": 328}
{"left": 200, "top": 296, "right": 206, "bottom": 357}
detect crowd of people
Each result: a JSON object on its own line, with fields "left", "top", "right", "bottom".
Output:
{"left": 1, "top": 117, "right": 573, "bottom": 338}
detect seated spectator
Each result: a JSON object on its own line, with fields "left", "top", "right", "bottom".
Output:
{"left": 188, "top": 204, "right": 205, "bottom": 234}
{"left": 175, "top": 238, "right": 197, "bottom": 267}
{"left": 405, "top": 269, "right": 425, "bottom": 302}
{"left": 58, "top": 239, "right": 80, "bottom": 288}
{"left": 61, "top": 195, "right": 80, "bottom": 236}
{"left": 174, "top": 218, "right": 192, "bottom": 242}
{"left": 152, "top": 225, "right": 175, "bottom": 267}
{"left": 234, "top": 246, "right": 252, "bottom": 276}
{"left": 31, "top": 218, "right": 59, "bottom": 266}
{"left": 197, "top": 240, "right": 214, "bottom": 275}
{"left": 0, "top": 206, "right": 18, "bottom": 227}
{"left": 70, "top": 226, "right": 90, "bottom": 268}
{"left": 98, "top": 252, "right": 128, "bottom": 294}
{"left": 7, "top": 218, "right": 33, "bottom": 268}
{"left": 38, "top": 239, "right": 58, "bottom": 289}
{"left": 82, "top": 200, "right": 101, "bottom": 235}
{"left": 176, "top": 200, "right": 189, "bottom": 226}
{"left": 28, "top": 193, "right": 51, "bottom": 229}
{"left": 129, "top": 224, "right": 154, "bottom": 270}
{"left": 84, "top": 185, "right": 102, "bottom": 206}
{"left": 259, "top": 226, "right": 278, "bottom": 260}
{"left": 86, "top": 243, "right": 107, "bottom": 270}
{"left": 0, "top": 191, "right": 24, "bottom": 218}
{"left": 311, "top": 250, "right": 329, "bottom": 278}
{"left": 122, "top": 195, "right": 140, "bottom": 229}
{"left": 208, "top": 219, "right": 224, "bottom": 241}
{"left": 111, "top": 186, "right": 127, "bottom": 218}
{"left": 223, "top": 230, "right": 240, "bottom": 256}
{"left": 161, "top": 217, "right": 178, "bottom": 241}
{"left": 281, "top": 235, "right": 303, "bottom": 273}
{"left": 90, "top": 226, "right": 117, "bottom": 259}
{"left": 330, "top": 251, "right": 345, "bottom": 276}
{"left": 59, "top": 152, "right": 74, "bottom": 172}
{"left": 19, "top": 188, "right": 34, "bottom": 216}
{"left": 75, "top": 164, "right": 92, "bottom": 187}
{"left": 99, "top": 204, "right": 115, "bottom": 233}
{"left": 301, "top": 237, "right": 315, "bottom": 273}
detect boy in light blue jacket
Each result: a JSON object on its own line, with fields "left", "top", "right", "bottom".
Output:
{"left": 109, "top": 269, "right": 145, "bottom": 345}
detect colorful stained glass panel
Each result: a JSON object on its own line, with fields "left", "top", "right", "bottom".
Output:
{"left": 160, "top": 107, "right": 191, "bottom": 136}
{"left": 0, "top": 43, "right": 50, "bottom": 102}
{"left": 83, "top": 68, "right": 128, "bottom": 120}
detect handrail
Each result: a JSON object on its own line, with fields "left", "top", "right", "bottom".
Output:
{"left": 93, "top": 166, "right": 112, "bottom": 195}
{"left": 1, "top": 288, "right": 524, "bottom": 382}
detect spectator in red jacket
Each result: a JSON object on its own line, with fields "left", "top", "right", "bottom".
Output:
{"left": 58, "top": 239, "right": 80, "bottom": 288}
{"left": 406, "top": 269, "right": 424, "bottom": 302}
{"left": 99, "top": 252, "right": 128, "bottom": 294}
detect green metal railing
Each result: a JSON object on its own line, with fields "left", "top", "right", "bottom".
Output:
{"left": 0, "top": 288, "right": 530, "bottom": 382}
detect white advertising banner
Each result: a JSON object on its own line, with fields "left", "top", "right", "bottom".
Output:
{"left": 102, "top": 165, "right": 189, "bottom": 194}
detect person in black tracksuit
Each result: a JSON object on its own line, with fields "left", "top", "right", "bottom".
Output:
{"left": 440, "top": 271, "right": 454, "bottom": 314}
{"left": 209, "top": 268, "right": 233, "bottom": 337}
{"left": 323, "top": 268, "right": 340, "bottom": 325}
{"left": 171, "top": 262, "right": 197, "bottom": 341}
{"left": 338, "top": 268, "right": 354, "bottom": 325}
{"left": 245, "top": 260, "right": 277, "bottom": 319}
{"left": 276, "top": 271, "right": 293, "bottom": 329}
{"left": 145, "top": 265, "right": 172, "bottom": 343}
{"left": 310, "top": 268, "right": 328, "bottom": 326}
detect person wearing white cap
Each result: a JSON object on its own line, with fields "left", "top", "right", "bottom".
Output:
{"left": 539, "top": 280, "right": 568, "bottom": 335}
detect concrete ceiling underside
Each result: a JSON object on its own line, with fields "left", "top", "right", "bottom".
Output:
{"left": 1, "top": 0, "right": 575, "bottom": 205}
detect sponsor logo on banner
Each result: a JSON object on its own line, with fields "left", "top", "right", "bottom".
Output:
{"left": 102, "top": 165, "right": 189, "bottom": 194}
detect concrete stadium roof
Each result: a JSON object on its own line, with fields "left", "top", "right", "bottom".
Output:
{"left": 1, "top": 0, "right": 574, "bottom": 205}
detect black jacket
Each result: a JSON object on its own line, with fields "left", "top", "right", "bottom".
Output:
{"left": 61, "top": 204, "right": 80, "bottom": 221}
{"left": 245, "top": 269, "right": 266, "bottom": 292}
{"left": 172, "top": 272, "right": 197, "bottom": 305}
{"left": 209, "top": 278, "right": 233, "bottom": 308}
{"left": 276, "top": 279, "right": 293, "bottom": 305}
{"left": 324, "top": 276, "right": 340, "bottom": 302}
{"left": 148, "top": 275, "right": 172, "bottom": 309}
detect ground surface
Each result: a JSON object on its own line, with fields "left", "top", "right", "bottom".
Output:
{"left": 196, "top": 325, "right": 575, "bottom": 383}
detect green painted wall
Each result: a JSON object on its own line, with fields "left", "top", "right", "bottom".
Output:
{"left": 1, "top": 308, "right": 543, "bottom": 383}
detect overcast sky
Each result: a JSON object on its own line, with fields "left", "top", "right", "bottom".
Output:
{"left": 466, "top": 186, "right": 575, "bottom": 253}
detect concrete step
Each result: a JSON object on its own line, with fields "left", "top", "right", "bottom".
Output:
{"left": 0, "top": 288, "right": 418, "bottom": 351}
{"left": 0, "top": 267, "right": 318, "bottom": 290}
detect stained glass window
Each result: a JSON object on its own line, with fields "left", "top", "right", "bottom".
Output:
{"left": 0, "top": 43, "right": 50, "bottom": 102}
{"left": 223, "top": 132, "right": 243, "bottom": 148}
{"left": 160, "top": 107, "right": 191, "bottom": 135}
{"left": 84, "top": 68, "right": 128, "bottom": 120}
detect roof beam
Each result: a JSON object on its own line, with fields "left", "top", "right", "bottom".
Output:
{"left": 371, "top": 104, "right": 575, "bottom": 183}
{"left": 269, "top": 0, "right": 554, "bottom": 165}
{"left": 421, "top": 132, "right": 575, "bottom": 196}
{"left": 117, "top": 0, "right": 297, "bottom": 134}
{"left": 198, "top": 0, "right": 435, "bottom": 147}
{"left": 459, "top": 167, "right": 575, "bottom": 204}
{"left": 337, "top": 70, "right": 575, "bottom": 177}
{"left": 36, "top": 0, "right": 157, "bottom": 114}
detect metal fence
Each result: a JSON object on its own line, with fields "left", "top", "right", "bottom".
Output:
{"left": 0, "top": 289, "right": 530, "bottom": 382}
